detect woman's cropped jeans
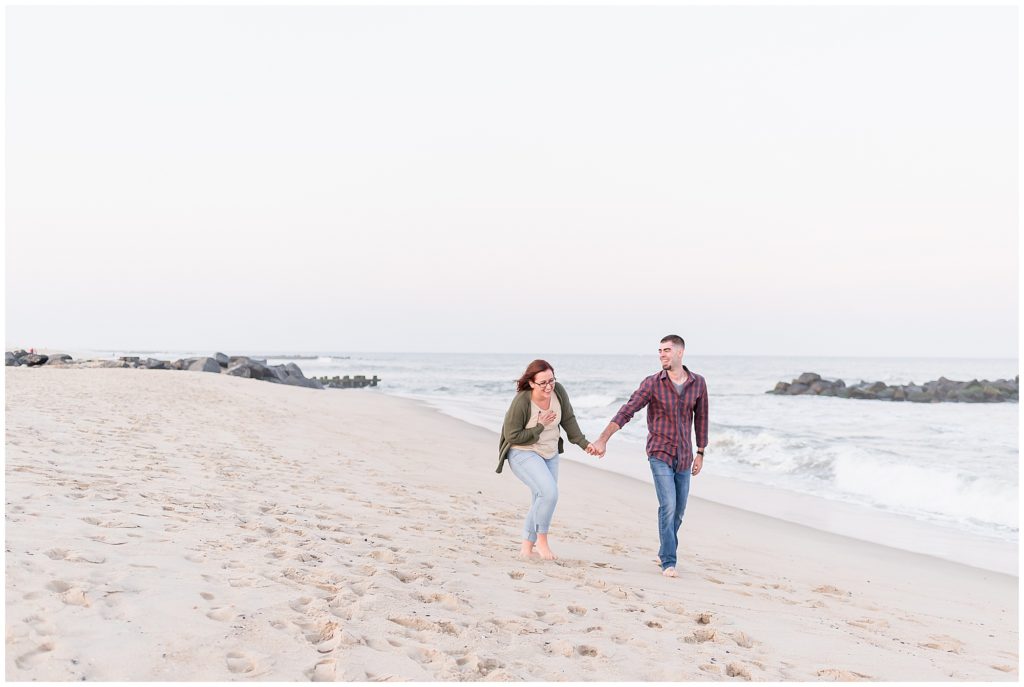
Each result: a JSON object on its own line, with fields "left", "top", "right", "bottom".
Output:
{"left": 507, "top": 448, "right": 560, "bottom": 543}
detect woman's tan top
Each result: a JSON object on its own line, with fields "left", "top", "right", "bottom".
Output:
{"left": 510, "top": 395, "right": 562, "bottom": 459}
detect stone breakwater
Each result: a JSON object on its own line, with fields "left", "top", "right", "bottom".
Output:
{"left": 767, "top": 372, "right": 1018, "bottom": 403}
{"left": 5, "top": 350, "right": 327, "bottom": 389}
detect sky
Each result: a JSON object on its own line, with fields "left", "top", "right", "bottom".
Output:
{"left": 5, "top": 4, "right": 1019, "bottom": 357}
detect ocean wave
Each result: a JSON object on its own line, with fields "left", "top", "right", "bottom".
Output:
{"left": 832, "top": 454, "right": 1019, "bottom": 531}
{"left": 569, "top": 394, "right": 618, "bottom": 409}
{"left": 710, "top": 428, "right": 834, "bottom": 478}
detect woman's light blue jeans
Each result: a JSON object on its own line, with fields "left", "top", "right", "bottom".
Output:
{"left": 649, "top": 456, "right": 691, "bottom": 570}
{"left": 507, "top": 448, "right": 560, "bottom": 543}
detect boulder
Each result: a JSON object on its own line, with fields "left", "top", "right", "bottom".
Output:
{"left": 20, "top": 354, "right": 49, "bottom": 367}
{"left": 796, "top": 372, "right": 821, "bottom": 386}
{"left": 809, "top": 380, "right": 834, "bottom": 395}
{"left": 214, "top": 352, "right": 230, "bottom": 367}
{"left": 11, "top": 349, "right": 28, "bottom": 360}
{"left": 225, "top": 364, "right": 252, "bottom": 378}
{"left": 6, "top": 352, "right": 21, "bottom": 366}
{"left": 144, "top": 358, "right": 170, "bottom": 369}
{"left": 188, "top": 357, "right": 222, "bottom": 373}
{"left": 982, "top": 385, "right": 1005, "bottom": 402}
{"left": 227, "top": 360, "right": 282, "bottom": 382}
{"left": 171, "top": 358, "right": 197, "bottom": 370}
{"left": 787, "top": 383, "right": 809, "bottom": 395}
{"left": 44, "top": 354, "right": 73, "bottom": 365}
{"left": 230, "top": 356, "right": 267, "bottom": 366}
{"left": 892, "top": 387, "right": 907, "bottom": 402}
{"left": 769, "top": 381, "right": 790, "bottom": 394}
{"left": 847, "top": 387, "right": 877, "bottom": 400}
{"left": 991, "top": 378, "right": 1018, "bottom": 393}
{"left": 907, "top": 389, "right": 935, "bottom": 403}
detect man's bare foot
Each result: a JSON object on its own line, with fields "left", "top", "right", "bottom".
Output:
{"left": 662, "top": 567, "right": 678, "bottom": 577}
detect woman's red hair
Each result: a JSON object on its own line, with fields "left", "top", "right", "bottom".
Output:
{"left": 516, "top": 359, "right": 554, "bottom": 393}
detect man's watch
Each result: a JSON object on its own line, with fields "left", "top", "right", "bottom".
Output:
{"left": 696, "top": 449, "right": 705, "bottom": 455}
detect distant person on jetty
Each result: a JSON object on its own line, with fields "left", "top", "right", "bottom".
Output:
{"left": 497, "top": 359, "right": 600, "bottom": 560}
{"left": 589, "top": 335, "right": 709, "bottom": 577}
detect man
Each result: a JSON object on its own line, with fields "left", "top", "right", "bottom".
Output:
{"left": 587, "top": 335, "right": 708, "bottom": 577}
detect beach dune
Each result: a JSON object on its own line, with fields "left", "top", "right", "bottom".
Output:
{"left": 5, "top": 368, "right": 1018, "bottom": 680}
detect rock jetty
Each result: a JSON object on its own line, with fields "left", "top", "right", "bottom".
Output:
{"left": 5, "top": 350, "right": 378, "bottom": 391}
{"left": 767, "top": 372, "right": 1018, "bottom": 403}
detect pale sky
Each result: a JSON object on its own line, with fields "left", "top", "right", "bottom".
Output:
{"left": 6, "top": 5, "right": 1019, "bottom": 357}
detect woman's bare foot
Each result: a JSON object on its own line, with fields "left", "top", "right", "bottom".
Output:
{"left": 535, "top": 534, "right": 557, "bottom": 560}
{"left": 519, "top": 541, "right": 538, "bottom": 558}
{"left": 662, "top": 567, "right": 678, "bottom": 577}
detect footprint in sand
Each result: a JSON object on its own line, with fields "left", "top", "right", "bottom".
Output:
{"left": 726, "top": 662, "right": 752, "bottom": 680}
{"left": 919, "top": 634, "right": 965, "bottom": 654}
{"left": 390, "top": 570, "right": 430, "bottom": 584}
{"left": 47, "top": 581, "right": 91, "bottom": 607}
{"left": 24, "top": 615, "right": 58, "bottom": 637}
{"left": 45, "top": 548, "right": 106, "bottom": 564}
{"left": 206, "top": 606, "right": 236, "bottom": 622}
{"left": 389, "top": 616, "right": 462, "bottom": 636}
{"left": 311, "top": 658, "right": 337, "bottom": 681}
{"left": 15, "top": 641, "right": 56, "bottom": 669}
{"left": 416, "top": 592, "right": 462, "bottom": 611}
{"left": 846, "top": 617, "right": 889, "bottom": 630}
{"left": 567, "top": 605, "right": 588, "bottom": 616}
{"left": 813, "top": 585, "right": 852, "bottom": 598}
{"left": 816, "top": 668, "right": 872, "bottom": 680}
{"left": 369, "top": 549, "right": 400, "bottom": 563}
{"left": 305, "top": 621, "right": 341, "bottom": 653}
{"left": 544, "top": 640, "right": 574, "bottom": 657}
{"left": 685, "top": 628, "right": 717, "bottom": 644}
{"left": 225, "top": 651, "right": 257, "bottom": 674}
{"left": 289, "top": 596, "right": 314, "bottom": 613}
{"left": 732, "top": 631, "right": 756, "bottom": 648}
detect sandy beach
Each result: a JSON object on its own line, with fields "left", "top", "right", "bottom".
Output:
{"left": 5, "top": 367, "right": 1018, "bottom": 681}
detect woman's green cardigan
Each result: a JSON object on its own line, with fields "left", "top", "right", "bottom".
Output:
{"left": 496, "top": 382, "right": 590, "bottom": 473}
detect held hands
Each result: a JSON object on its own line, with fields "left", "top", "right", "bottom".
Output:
{"left": 538, "top": 410, "right": 557, "bottom": 427}
{"left": 585, "top": 439, "right": 607, "bottom": 458}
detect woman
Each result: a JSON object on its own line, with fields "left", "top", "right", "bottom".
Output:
{"left": 496, "top": 359, "right": 596, "bottom": 560}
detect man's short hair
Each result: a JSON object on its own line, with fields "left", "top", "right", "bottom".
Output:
{"left": 661, "top": 334, "right": 685, "bottom": 348}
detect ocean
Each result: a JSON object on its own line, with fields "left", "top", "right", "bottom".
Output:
{"left": 104, "top": 349, "right": 1019, "bottom": 570}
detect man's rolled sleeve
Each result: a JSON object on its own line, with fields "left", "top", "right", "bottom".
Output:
{"left": 611, "top": 378, "right": 653, "bottom": 428}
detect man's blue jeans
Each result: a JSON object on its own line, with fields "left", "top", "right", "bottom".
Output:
{"left": 648, "top": 456, "right": 691, "bottom": 570}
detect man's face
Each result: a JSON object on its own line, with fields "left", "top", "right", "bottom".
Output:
{"left": 658, "top": 342, "right": 684, "bottom": 370}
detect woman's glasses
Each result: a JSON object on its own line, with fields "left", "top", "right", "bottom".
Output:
{"left": 533, "top": 378, "right": 556, "bottom": 387}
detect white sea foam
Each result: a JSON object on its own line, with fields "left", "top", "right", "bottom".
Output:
{"left": 567, "top": 394, "right": 618, "bottom": 409}
{"left": 833, "top": 454, "right": 1018, "bottom": 532}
